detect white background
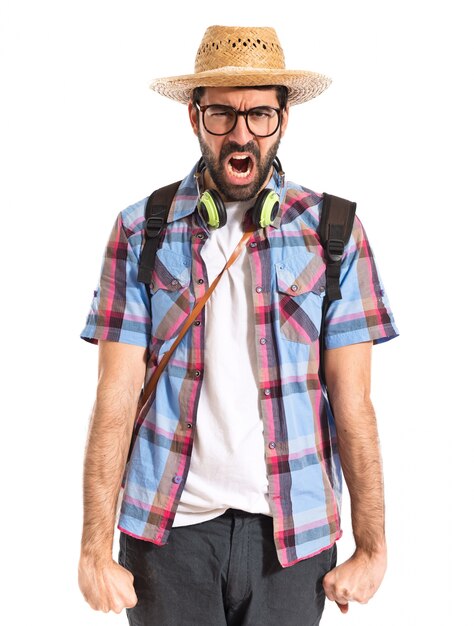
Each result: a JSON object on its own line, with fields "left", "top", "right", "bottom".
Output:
{"left": 1, "top": 0, "right": 473, "bottom": 624}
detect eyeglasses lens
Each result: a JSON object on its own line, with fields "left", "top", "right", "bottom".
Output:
{"left": 203, "top": 106, "right": 280, "bottom": 137}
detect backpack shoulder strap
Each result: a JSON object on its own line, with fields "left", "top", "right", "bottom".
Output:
{"left": 319, "top": 193, "right": 357, "bottom": 388}
{"left": 137, "top": 180, "right": 182, "bottom": 285}
{"left": 319, "top": 192, "right": 357, "bottom": 302}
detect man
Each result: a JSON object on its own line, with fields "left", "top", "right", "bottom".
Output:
{"left": 79, "top": 25, "right": 398, "bottom": 625}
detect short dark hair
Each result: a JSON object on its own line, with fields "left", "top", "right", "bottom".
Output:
{"left": 192, "top": 85, "right": 289, "bottom": 109}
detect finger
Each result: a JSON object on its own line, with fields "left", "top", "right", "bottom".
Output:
{"left": 336, "top": 601, "right": 349, "bottom": 613}
{"left": 323, "top": 586, "right": 336, "bottom": 602}
{"left": 322, "top": 573, "right": 335, "bottom": 599}
{"left": 125, "top": 590, "right": 138, "bottom": 609}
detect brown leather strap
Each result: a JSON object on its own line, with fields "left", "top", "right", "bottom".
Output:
{"left": 140, "top": 228, "right": 254, "bottom": 407}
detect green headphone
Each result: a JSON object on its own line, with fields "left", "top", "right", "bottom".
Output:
{"left": 196, "top": 157, "right": 284, "bottom": 229}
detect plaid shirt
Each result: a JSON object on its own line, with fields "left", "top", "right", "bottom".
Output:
{"left": 82, "top": 162, "right": 398, "bottom": 567}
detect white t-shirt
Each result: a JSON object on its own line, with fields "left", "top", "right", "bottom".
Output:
{"left": 173, "top": 200, "right": 271, "bottom": 526}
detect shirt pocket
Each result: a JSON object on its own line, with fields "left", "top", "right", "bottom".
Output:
{"left": 275, "top": 252, "right": 326, "bottom": 344}
{"left": 149, "top": 249, "right": 194, "bottom": 341}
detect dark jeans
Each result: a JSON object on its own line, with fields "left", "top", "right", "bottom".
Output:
{"left": 119, "top": 509, "right": 337, "bottom": 626}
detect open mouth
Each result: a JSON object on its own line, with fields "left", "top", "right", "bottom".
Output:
{"left": 227, "top": 154, "right": 254, "bottom": 179}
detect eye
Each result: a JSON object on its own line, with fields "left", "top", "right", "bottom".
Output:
{"left": 207, "top": 106, "right": 234, "bottom": 118}
{"left": 248, "top": 107, "right": 276, "bottom": 121}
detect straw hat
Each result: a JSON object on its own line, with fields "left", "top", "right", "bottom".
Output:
{"left": 150, "top": 25, "right": 331, "bottom": 106}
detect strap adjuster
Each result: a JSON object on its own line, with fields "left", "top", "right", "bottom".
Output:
{"left": 327, "top": 238, "right": 345, "bottom": 262}
{"left": 145, "top": 214, "right": 165, "bottom": 238}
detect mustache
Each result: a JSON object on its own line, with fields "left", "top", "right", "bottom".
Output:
{"left": 220, "top": 141, "right": 260, "bottom": 160}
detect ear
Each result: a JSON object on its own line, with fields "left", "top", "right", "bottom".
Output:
{"left": 280, "top": 106, "right": 290, "bottom": 137}
{"left": 188, "top": 101, "right": 199, "bottom": 136}
{"left": 279, "top": 106, "right": 289, "bottom": 139}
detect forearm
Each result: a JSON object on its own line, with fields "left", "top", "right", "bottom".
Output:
{"left": 334, "top": 399, "right": 386, "bottom": 556}
{"left": 324, "top": 342, "right": 386, "bottom": 555}
{"left": 81, "top": 383, "right": 140, "bottom": 562}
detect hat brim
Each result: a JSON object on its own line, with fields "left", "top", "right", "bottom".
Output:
{"left": 150, "top": 67, "right": 331, "bottom": 106}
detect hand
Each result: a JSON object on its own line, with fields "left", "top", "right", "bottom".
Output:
{"left": 78, "top": 557, "right": 138, "bottom": 613}
{"left": 322, "top": 547, "right": 387, "bottom": 614}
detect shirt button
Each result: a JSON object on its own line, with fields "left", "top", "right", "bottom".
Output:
{"left": 256, "top": 286, "right": 263, "bottom": 293}
{"left": 172, "top": 475, "right": 182, "bottom": 484}
{"left": 196, "top": 233, "right": 205, "bottom": 239}
{"left": 171, "top": 279, "right": 179, "bottom": 286}
{"left": 249, "top": 241, "right": 257, "bottom": 248}
{"left": 194, "top": 369, "right": 201, "bottom": 378}
{"left": 194, "top": 320, "right": 201, "bottom": 326}
{"left": 263, "top": 389, "right": 271, "bottom": 396}
{"left": 291, "top": 284, "right": 299, "bottom": 292}
{"left": 197, "top": 278, "right": 204, "bottom": 284}
{"left": 268, "top": 441, "right": 276, "bottom": 449}
{"left": 260, "top": 338, "right": 267, "bottom": 345}
{"left": 318, "top": 285, "right": 325, "bottom": 293}
{"left": 186, "top": 423, "right": 193, "bottom": 429}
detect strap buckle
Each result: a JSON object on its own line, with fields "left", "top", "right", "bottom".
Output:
{"left": 145, "top": 214, "right": 165, "bottom": 238}
{"left": 326, "top": 238, "right": 345, "bottom": 262}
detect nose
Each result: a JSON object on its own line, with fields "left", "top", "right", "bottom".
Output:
{"left": 227, "top": 112, "right": 254, "bottom": 145}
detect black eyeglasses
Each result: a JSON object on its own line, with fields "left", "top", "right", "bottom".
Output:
{"left": 195, "top": 103, "right": 282, "bottom": 137}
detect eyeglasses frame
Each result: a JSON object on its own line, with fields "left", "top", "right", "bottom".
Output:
{"left": 195, "top": 103, "right": 282, "bottom": 138}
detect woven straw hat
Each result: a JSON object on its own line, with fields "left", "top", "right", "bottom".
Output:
{"left": 150, "top": 25, "right": 331, "bottom": 106}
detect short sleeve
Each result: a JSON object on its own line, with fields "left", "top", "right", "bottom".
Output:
{"left": 80, "top": 213, "right": 151, "bottom": 348}
{"left": 324, "top": 216, "right": 399, "bottom": 349}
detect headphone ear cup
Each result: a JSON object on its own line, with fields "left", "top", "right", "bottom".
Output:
{"left": 252, "top": 190, "right": 280, "bottom": 228}
{"left": 198, "top": 189, "right": 227, "bottom": 229}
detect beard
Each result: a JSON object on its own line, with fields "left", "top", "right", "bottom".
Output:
{"left": 198, "top": 131, "right": 281, "bottom": 202}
